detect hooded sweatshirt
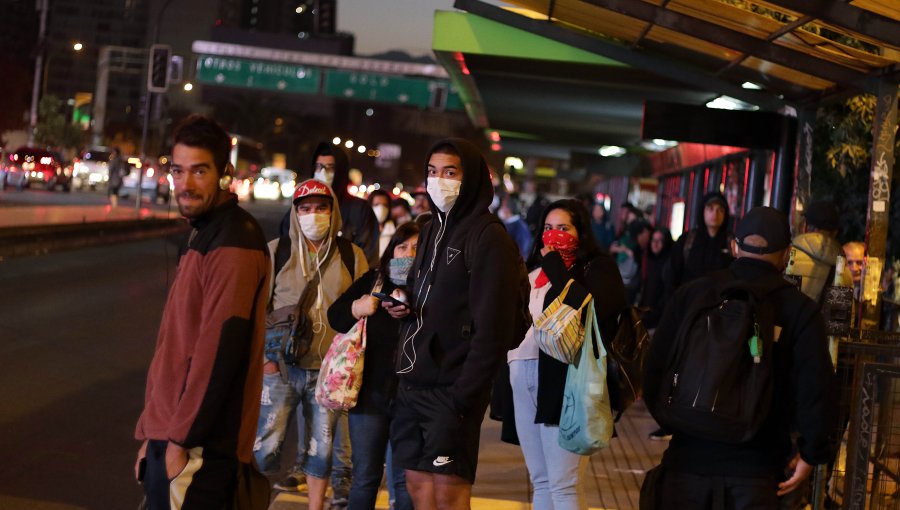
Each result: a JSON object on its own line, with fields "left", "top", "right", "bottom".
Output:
{"left": 311, "top": 142, "right": 380, "bottom": 267}
{"left": 268, "top": 180, "right": 368, "bottom": 369}
{"left": 397, "top": 139, "right": 523, "bottom": 414}
{"left": 787, "top": 232, "right": 842, "bottom": 301}
{"left": 662, "top": 191, "right": 734, "bottom": 296}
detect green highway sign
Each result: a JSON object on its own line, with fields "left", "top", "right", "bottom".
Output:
{"left": 196, "top": 55, "right": 320, "bottom": 94}
{"left": 195, "top": 54, "right": 462, "bottom": 110}
{"left": 323, "top": 70, "right": 463, "bottom": 110}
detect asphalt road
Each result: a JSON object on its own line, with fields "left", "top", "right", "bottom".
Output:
{"left": 0, "top": 193, "right": 291, "bottom": 509}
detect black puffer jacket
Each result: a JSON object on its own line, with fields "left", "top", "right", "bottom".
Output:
{"left": 396, "top": 138, "right": 523, "bottom": 415}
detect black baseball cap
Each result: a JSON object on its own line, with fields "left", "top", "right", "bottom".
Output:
{"left": 803, "top": 201, "right": 839, "bottom": 231}
{"left": 735, "top": 207, "right": 791, "bottom": 254}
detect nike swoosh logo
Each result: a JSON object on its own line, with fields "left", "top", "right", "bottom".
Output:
{"left": 433, "top": 458, "right": 453, "bottom": 467}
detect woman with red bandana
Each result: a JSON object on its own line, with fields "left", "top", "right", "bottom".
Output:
{"left": 503, "top": 199, "right": 627, "bottom": 510}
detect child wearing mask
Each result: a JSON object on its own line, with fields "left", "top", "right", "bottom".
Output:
{"left": 254, "top": 179, "right": 369, "bottom": 510}
{"left": 503, "top": 199, "right": 627, "bottom": 510}
{"left": 327, "top": 222, "right": 420, "bottom": 510}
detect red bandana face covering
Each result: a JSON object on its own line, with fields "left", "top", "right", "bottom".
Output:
{"left": 535, "top": 229, "right": 579, "bottom": 288}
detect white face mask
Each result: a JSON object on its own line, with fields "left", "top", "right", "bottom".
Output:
{"left": 427, "top": 177, "right": 462, "bottom": 213}
{"left": 372, "top": 204, "right": 389, "bottom": 223}
{"left": 314, "top": 169, "right": 334, "bottom": 186}
{"left": 299, "top": 212, "right": 331, "bottom": 241}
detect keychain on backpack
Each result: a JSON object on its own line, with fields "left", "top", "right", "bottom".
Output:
{"left": 748, "top": 323, "right": 761, "bottom": 364}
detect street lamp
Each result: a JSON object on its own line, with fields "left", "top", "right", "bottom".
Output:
{"left": 73, "top": 42, "right": 83, "bottom": 51}
{"left": 183, "top": 82, "right": 193, "bottom": 92}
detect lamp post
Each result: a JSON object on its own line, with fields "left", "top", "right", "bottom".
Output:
{"left": 27, "top": 0, "right": 49, "bottom": 146}
{"left": 136, "top": 0, "right": 176, "bottom": 211}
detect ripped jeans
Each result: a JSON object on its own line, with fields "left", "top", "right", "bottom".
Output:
{"left": 254, "top": 368, "right": 347, "bottom": 482}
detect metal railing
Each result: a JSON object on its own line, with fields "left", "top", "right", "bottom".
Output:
{"left": 813, "top": 335, "right": 900, "bottom": 509}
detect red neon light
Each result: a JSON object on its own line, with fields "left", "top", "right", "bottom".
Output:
{"left": 454, "top": 52, "right": 471, "bottom": 76}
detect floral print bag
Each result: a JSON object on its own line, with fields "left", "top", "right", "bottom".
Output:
{"left": 315, "top": 277, "right": 382, "bottom": 410}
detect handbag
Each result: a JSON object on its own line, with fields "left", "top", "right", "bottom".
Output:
{"left": 558, "top": 301, "right": 614, "bottom": 455}
{"left": 534, "top": 279, "right": 592, "bottom": 364}
{"left": 314, "top": 277, "right": 382, "bottom": 410}
{"left": 315, "top": 318, "right": 367, "bottom": 410}
{"left": 606, "top": 306, "right": 650, "bottom": 419}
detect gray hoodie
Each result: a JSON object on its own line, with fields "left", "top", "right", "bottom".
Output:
{"left": 787, "top": 232, "right": 841, "bottom": 301}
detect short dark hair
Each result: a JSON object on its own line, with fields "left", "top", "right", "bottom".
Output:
{"left": 367, "top": 189, "right": 391, "bottom": 206}
{"left": 172, "top": 114, "right": 231, "bottom": 176}
{"left": 378, "top": 221, "right": 421, "bottom": 283}
{"left": 391, "top": 198, "right": 412, "bottom": 212}
{"left": 429, "top": 143, "right": 460, "bottom": 158}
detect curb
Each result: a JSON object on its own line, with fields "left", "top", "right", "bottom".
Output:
{"left": 0, "top": 218, "right": 190, "bottom": 260}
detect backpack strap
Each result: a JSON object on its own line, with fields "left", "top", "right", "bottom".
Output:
{"left": 336, "top": 236, "right": 356, "bottom": 278}
{"left": 462, "top": 213, "right": 505, "bottom": 272}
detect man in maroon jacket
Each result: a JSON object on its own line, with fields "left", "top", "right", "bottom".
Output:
{"left": 134, "top": 115, "right": 270, "bottom": 509}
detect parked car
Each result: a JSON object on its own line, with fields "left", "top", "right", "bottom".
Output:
{"left": 72, "top": 147, "right": 112, "bottom": 190}
{"left": 4, "top": 147, "right": 70, "bottom": 191}
{"left": 121, "top": 156, "right": 173, "bottom": 203}
{"left": 252, "top": 167, "right": 297, "bottom": 201}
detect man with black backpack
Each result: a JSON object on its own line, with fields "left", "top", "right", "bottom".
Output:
{"left": 254, "top": 179, "right": 368, "bottom": 510}
{"left": 642, "top": 207, "right": 836, "bottom": 510}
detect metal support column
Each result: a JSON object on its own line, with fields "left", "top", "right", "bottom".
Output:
{"left": 860, "top": 81, "right": 899, "bottom": 330}
{"left": 690, "top": 167, "right": 705, "bottom": 230}
{"left": 771, "top": 115, "right": 797, "bottom": 214}
{"left": 93, "top": 47, "right": 111, "bottom": 147}
{"left": 744, "top": 150, "right": 767, "bottom": 214}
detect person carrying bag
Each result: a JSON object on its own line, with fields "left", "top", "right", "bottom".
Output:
{"left": 499, "top": 199, "right": 627, "bottom": 510}
{"left": 558, "top": 300, "right": 614, "bottom": 455}
{"left": 534, "top": 279, "right": 592, "bottom": 364}
{"left": 316, "top": 277, "right": 381, "bottom": 410}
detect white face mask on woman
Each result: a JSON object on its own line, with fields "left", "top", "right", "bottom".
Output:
{"left": 372, "top": 204, "right": 389, "bottom": 224}
{"left": 426, "top": 177, "right": 462, "bottom": 213}
{"left": 314, "top": 169, "right": 334, "bottom": 187}
{"left": 299, "top": 212, "right": 330, "bottom": 241}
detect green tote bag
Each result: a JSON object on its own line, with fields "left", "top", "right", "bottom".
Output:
{"left": 558, "top": 301, "right": 614, "bottom": 455}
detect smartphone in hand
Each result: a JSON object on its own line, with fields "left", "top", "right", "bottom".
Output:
{"left": 372, "top": 292, "right": 408, "bottom": 308}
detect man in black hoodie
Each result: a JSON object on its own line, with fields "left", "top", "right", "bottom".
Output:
{"left": 652, "top": 191, "right": 734, "bottom": 440}
{"left": 663, "top": 191, "right": 734, "bottom": 295}
{"left": 387, "top": 139, "right": 523, "bottom": 510}
{"left": 310, "top": 141, "right": 380, "bottom": 267}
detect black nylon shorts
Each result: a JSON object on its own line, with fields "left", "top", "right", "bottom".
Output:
{"left": 389, "top": 385, "right": 490, "bottom": 484}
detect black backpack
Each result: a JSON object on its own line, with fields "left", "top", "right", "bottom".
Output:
{"left": 607, "top": 305, "right": 650, "bottom": 420}
{"left": 462, "top": 213, "right": 532, "bottom": 348}
{"left": 650, "top": 270, "right": 790, "bottom": 443}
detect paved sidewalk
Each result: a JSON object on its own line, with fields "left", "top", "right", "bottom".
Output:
{"left": 269, "top": 401, "right": 666, "bottom": 510}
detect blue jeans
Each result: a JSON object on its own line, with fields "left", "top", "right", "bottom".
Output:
{"left": 348, "top": 412, "right": 412, "bottom": 510}
{"left": 290, "top": 405, "right": 352, "bottom": 498}
{"left": 510, "top": 359, "right": 587, "bottom": 510}
{"left": 254, "top": 368, "right": 348, "bottom": 483}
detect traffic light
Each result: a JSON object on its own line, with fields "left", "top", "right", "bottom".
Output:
{"left": 147, "top": 44, "right": 172, "bottom": 93}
